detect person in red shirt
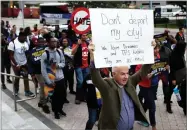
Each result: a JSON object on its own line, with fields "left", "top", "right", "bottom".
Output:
{"left": 72, "top": 34, "right": 90, "bottom": 104}
{"left": 136, "top": 42, "right": 161, "bottom": 130}
{"left": 32, "top": 24, "right": 39, "bottom": 36}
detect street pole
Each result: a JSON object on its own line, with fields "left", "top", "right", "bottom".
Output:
{"left": 21, "top": 0, "right": 25, "bottom": 28}
{"left": 186, "top": 1, "right": 187, "bottom": 41}
{"left": 149, "top": 0, "right": 153, "bottom": 10}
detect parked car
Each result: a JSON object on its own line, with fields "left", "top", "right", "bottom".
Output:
{"left": 172, "top": 10, "right": 186, "bottom": 17}
{"left": 154, "top": 5, "right": 181, "bottom": 17}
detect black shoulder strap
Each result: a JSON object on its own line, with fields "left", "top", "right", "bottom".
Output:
{"left": 56, "top": 49, "right": 61, "bottom": 57}
{"left": 45, "top": 49, "right": 61, "bottom": 61}
{"left": 45, "top": 50, "right": 49, "bottom": 61}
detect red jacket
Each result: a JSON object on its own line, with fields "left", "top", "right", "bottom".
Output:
{"left": 136, "top": 65, "right": 151, "bottom": 88}
{"left": 136, "top": 54, "right": 161, "bottom": 88}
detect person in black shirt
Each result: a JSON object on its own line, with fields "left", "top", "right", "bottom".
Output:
{"left": 1, "top": 34, "right": 12, "bottom": 89}
{"left": 158, "top": 31, "right": 177, "bottom": 103}
{"left": 166, "top": 41, "right": 186, "bottom": 113}
{"left": 67, "top": 24, "right": 78, "bottom": 43}
{"left": 1, "top": 20, "right": 9, "bottom": 38}
{"left": 84, "top": 69, "right": 109, "bottom": 130}
{"left": 28, "top": 37, "right": 50, "bottom": 114}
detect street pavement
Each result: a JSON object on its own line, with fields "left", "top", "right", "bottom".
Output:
{"left": 1, "top": 18, "right": 187, "bottom": 130}
{"left": 1, "top": 73, "right": 186, "bottom": 130}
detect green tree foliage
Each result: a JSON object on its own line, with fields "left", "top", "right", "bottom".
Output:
{"left": 65, "top": 1, "right": 131, "bottom": 9}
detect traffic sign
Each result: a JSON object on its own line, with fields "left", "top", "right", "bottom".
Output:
{"left": 70, "top": 7, "right": 91, "bottom": 34}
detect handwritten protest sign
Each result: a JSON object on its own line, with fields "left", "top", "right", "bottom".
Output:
{"left": 89, "top": 9, "right": 154, "bottom": 68}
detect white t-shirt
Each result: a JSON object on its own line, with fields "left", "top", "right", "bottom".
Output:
{"left": 26, "top": 36, "right": 31, "bottom": 46}
{"left": 8, "top": 37, "right": 29, "bottom": 66}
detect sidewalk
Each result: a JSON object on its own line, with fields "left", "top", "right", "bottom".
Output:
{"left": 1, "top": 76, "right": 186, "bottom": 130}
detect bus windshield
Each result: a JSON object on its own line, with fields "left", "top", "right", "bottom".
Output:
{"left": 39, "top": 3, "right": 71, "bottom": 25}
{"left": 40, "top": 4, "right": 69, "bottom": 14}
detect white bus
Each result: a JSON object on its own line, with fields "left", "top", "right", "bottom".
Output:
{"left": 154, "top": 5, "right": 181, "bottom": 17}
{"left": 39, "top": 2, "right": 71, "bottom": 25}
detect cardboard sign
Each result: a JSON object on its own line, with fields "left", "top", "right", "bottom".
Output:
{"left": 151, "top": 61, "right": 167, "bottom": 76}
{"left": 89, "top": 9, "right": 154, "bottom": 68}
{"left": 71, "top": 7, "right": 91, "bottom": 34}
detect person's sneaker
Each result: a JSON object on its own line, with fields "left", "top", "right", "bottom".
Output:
{"left": 167, "top": 108, "right": 173, "bottom": 114}
{"left": 152, "top": 126, "right": 157, "bottom": 130}
{"left": 95, "top": 121, "right": 98, "bottom": 126}
{"left": 137, "top": 121, "right": 149, "bottom": 127}
{"left": 25, "top": 91, "right": 35, "bottom": 97}
{"left": 54, "top": 112, "right": 60, "bottom": 119}
{"left": 65, "top": 99, "right": 69, "bottom": 103}
{"left": 70, "top": 91, "right": 76, "bottom": 95}
{"left": 75, "top": 100, "right": 81, "bottom": 104}
{"left": 1, "top": 84, "right": 7, "bottom": 89}
{"left": 42, "top": 105, "right": 50, "bottom": 114}
{"left": 13, "top": 92, "right": 18, "bottom": 96}
{"left": 38, "top": 102, "right": 43, "bottom": 108}
{"left": 7, "top": 79, "right": 13, "bottom": 84}
{"left": 37, "top": 87, "right": 40, "bottom": 94}
{"left": 59, "top": 110, "right": 66, "bottom": 116}
{"left": 38, "top": 102, "right": 50, "bottom": 114}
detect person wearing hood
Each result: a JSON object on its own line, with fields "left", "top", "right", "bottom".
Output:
{"left": 41, "top": 35, "right": 66, "bottom": 119}
{"left": 166, "top": 41, "right": 186, "bottom": 114}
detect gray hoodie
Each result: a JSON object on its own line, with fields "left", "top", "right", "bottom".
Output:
{"left": 41, "top": 47, "right": 65, "bottom": 85}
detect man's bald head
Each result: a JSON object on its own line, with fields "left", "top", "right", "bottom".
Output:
{"left": 112, "top": 66, "right": 129, "bottom": 73}
{"left": 112, "top": 66, "right": 129, "bottom": 86}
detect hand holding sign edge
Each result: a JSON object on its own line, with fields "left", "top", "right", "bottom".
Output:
{"left": 88, "top": 41, "right": 95, "bottom": 62}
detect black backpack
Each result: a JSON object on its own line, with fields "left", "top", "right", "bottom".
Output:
{"left": 45, "top": 49, "right": 61, "bottom": 62}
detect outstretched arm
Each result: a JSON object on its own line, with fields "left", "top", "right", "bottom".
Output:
{"left": 89, "top": 43, "right": 108, "bottom": 95}
{"left": 130, "top": 64, "right": 152, "bottom": 87}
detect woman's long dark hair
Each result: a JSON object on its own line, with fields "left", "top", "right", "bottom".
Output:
{"left": 61, "top": 38, "right": 70, "bottom": 48}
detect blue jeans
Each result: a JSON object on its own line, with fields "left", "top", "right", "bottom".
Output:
{"left": 75, "top": 67, "right": 89, "bottom": 101}
{"left": 85, "top": 108, "right": 97, "bottom": 130}
{"left": 75, "top": 67, "right": 90, "bottom": 89}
